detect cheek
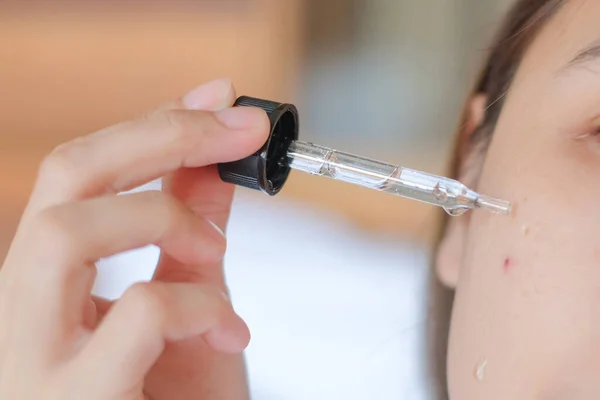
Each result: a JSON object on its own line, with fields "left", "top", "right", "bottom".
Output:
{"left": 447, "top": 126, "right": 600, "bottom": 398}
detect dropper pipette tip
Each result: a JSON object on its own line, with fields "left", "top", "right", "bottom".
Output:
{"left": 475, "top": 195, "right": 512, "bottom": 215}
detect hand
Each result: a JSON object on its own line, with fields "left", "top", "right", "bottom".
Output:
{"left": 0, "top": 79, "right": 269, "bottom": 400}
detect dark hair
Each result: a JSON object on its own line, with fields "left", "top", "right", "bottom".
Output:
{"left": 430, "top": 0, "right": 564, "bottom": 398}
{"left": 453, "top": 0, "right": 565, "bottom": 177}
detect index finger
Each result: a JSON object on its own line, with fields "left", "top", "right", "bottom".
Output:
{"left": 25, "top": 80, "right": 269, "bottom": 216}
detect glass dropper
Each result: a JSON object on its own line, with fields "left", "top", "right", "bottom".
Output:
{"left": 285, "top": 141, "right": 510, "bottom": 216}
{"left": 217, "top": 96, "right": 512, "bottom": 217}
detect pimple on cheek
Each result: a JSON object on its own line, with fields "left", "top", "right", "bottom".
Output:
{"left": 503, "top": 257, "right": 514, "bottom": 273}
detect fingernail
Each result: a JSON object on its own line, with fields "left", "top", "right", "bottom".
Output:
{"left": 182, "top": 78, "right": 233, "bottom": 110}
{"left": 220, "top": 291, "right": 230, "bottom": 303}
{"left": 206, "top": 219, "right": 225, "bottom": 238}
{"left": 205, "top": 314, "right": 251, "bottom": 354}
{"left": 215, "top": 107, "right": 267, "bottom": 130}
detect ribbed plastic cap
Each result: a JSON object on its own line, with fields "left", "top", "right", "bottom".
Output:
{"left": 217, "top": 96, "right": 299, "bottom": 196}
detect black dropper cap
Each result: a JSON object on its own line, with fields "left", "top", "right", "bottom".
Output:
{"left": 217, "top": 96, "right": 299, "bottom": 196}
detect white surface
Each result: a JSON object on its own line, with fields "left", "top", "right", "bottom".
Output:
{"left": 94, "top": 181, "right": 434, "bottom": 399}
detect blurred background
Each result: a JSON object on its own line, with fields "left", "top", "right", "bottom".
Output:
{"left": 0, "top": 1, "right": 513, "bottom": 398}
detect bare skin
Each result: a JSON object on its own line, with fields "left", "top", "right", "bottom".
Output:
{"left": 437, "top": 1, "right": 600, "bottom": 398}
{"left": 0, "top": 78, "right": 269, "bottom": 400}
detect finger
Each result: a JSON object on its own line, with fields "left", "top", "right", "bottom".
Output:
{"left": 160, "top": 80, "right": 238, "bottom": 234}
{"left": 153, "top": 85, "right": 239, "bottom": 285}
{"left": 83, "top": 297, "right": 97, "bottom": 329}
{"left": 92, "top": 296, "right": 113, "bottom": 317}
{"left": 153, "top": 166, "right": 233, "bottom": 285}
{"left": 85, "top": 296, "right": 114, "bottom": 329}
{"left": 74, "top": 282, "right": 250, "bottom": 398}
{"left": 25, "top": 81, "right": 268, "bottom": 215}
{"left": 13, "top": 191, "right": 226, "bottom": 337}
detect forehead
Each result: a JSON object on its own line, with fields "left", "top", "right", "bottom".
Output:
{"left": 519, "top": 0, "right": 600, "bottom": 75}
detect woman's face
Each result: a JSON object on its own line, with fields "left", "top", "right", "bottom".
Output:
{"left": 437, "top": 1, "right": 600, "bottom": 398}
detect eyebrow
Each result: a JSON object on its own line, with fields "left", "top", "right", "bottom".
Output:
{"left": 564, "top": 40, "right": 600, "bottom": 72}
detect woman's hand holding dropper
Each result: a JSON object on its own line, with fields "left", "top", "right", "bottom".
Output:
{"left": 0, "top": 79, "right": 268, "bottom": 400}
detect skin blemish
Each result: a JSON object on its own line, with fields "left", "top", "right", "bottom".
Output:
{"left": 474, "top": 358, "right": 488, "bottom": 382}
{"left": 521, "top": 224, "right": 530, "bottom": 236}
{"left": 503, "top": 257, "right": 514, "bottom": 273}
